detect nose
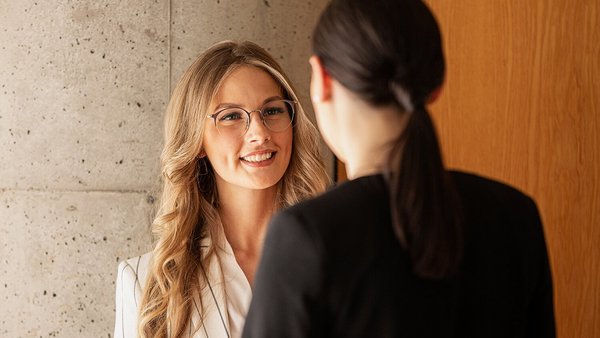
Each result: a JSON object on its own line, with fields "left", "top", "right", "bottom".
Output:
{"left": 245, "top": 110, "right": 271, "bottom": 143}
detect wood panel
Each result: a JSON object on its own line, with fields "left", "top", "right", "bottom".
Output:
{"left": 422, "top": 0, "right": 600, "bottom": 337}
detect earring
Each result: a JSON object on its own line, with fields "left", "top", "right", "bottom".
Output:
{"left": 197, "top": 157, "right": 209, "bottom": 176}
{"left": 196, "top": 157, "right": 215, "bottom": 204}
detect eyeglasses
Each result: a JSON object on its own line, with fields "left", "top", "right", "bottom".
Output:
{"left": 207, "top": 99, "right": 295, "bottom": 137}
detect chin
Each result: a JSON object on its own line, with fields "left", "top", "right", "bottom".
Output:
{"left": 239, "top": 161, "right": 289, "bottom": 190}
{"left": 247, "top": 175, "right": 284, "bottom": 190}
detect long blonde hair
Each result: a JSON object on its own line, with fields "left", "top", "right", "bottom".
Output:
{"left": 138, "top": 41, "right": 328, "bottom": 337}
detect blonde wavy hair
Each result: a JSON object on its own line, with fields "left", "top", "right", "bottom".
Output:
{"left": 138, "top": 41, "right": 328, "bottom": 337}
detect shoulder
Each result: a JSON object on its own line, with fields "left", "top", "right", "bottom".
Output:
{"left": 114, "top": 252, "right": 153, "bottom": 338}
{"left": 283, "top": 175, "right": 388, "bottom": 224}
{"left": 268, "top": 175, "right": 390, "bottom": 253}
{"left": 450, "top": 170, "right": 537, "bottom": 212}
{"left": 450, "top": 170, "right": 545, "bottom": 249}
{"left": 116, "top": 252, "right": 153, "bottom": 302}
{"left": 118, "top": 252, "right": 153, "bottom": 284}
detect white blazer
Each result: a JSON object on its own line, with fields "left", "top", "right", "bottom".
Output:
{"left": 114, "top": 235, "right": 252, "bottom": 338}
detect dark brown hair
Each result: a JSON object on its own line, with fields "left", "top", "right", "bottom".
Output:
{"left": 313, "top": 0, "right": 463, "bottom": 278}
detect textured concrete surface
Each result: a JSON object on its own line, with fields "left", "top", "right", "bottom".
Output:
{"left": 0, "top": 190, "right": 154, "bottom": 337}
{"left": 1, "top": 0, "right": 330, "bottom": 336}
{"left": 170, "top": 0, "right": 327, "bottom": 109}
{"left": 0, "top": 0, "right": 168, "bottom": 191}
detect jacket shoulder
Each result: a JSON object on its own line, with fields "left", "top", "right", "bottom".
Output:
{"left": 450, "top": 170, "right": 536, "bottom": 209}
{"left": 450, "top": 170, "right": 546, "bottom": 255}
{"left": 118, "top": 252, "right": 153, "bottom": 290}
{"left": 114, "top": 252, "right": 152, "bottom": 338}
{"left": 286, "top": 176, "right": 385, "bottom": 217}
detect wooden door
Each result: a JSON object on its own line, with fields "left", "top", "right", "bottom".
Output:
{"left": 421, "top": 1, "right": 600, "bottom": 337}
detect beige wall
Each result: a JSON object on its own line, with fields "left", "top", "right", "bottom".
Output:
{"left": 0, "top": 1, "right": 330, "bottom": 336}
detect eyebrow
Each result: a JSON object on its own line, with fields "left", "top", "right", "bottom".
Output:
{"left": 213, "top": 95, "right": 284, "bottom": 112}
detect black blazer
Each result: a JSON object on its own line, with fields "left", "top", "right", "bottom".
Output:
{"left": 243, "top": 171, "right": 555, "bottom": 338}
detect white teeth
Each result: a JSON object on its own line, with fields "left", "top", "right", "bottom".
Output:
{"left": 242, "top": 152, "right": 273, "bottom": 162}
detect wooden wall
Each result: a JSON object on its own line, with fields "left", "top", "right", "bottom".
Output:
{"left": 423, "top": 1, "right": 600, "bottom": 336}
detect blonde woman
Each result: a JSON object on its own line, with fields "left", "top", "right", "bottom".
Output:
{"left": 114, "top": 41, "right": 328, "bottom": 338}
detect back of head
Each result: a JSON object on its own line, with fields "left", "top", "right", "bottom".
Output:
{"left": 312, "top": 0, "right": 462, "bottom": 279}
{"left": 313, "top": 0, "right": 444, "bottom": 110}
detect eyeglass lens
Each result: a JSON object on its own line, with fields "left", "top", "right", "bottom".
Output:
{"left": 214, "top": 100, "right": 294, "bottom": 136}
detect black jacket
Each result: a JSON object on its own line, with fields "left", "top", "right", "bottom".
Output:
{"left": 243, "top": 171, "right": 555, "bottom": 338}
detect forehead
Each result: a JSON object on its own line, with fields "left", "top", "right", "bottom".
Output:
{"left": 214, "top": 65, "right": 283, "bottom": 107}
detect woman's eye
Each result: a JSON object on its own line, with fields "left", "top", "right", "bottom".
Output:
{"left": 220, "top": 111, "right": 243, "bottom": 121}
{"left": 263, "top": 108, "right": 284, "bottom": 116}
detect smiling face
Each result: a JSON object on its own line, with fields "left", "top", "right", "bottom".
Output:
{"left": 202, "top": 65, "right": 293, "bottom": 193}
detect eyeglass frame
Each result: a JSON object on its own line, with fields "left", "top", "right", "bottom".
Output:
{"left": 206, "top": 98, "right": 297, "bottom": 136}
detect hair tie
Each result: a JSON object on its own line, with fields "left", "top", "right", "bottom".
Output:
{"left": 389, "top": 82, "right": 414, "bottom": 113}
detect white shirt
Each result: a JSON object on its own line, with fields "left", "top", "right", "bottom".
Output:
{"left": 114, "top": 234, "right": 252, "bottom": 338}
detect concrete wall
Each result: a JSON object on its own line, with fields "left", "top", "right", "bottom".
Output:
{"left": 0, "top": 0, "right": 330, "bottom": 336}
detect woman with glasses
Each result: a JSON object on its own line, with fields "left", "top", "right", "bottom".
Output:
{"left": 243, "top": 0, "right": 555, "bottom": 337}
{"left": 114, "top": 41, "right": 328, "bottom": 338}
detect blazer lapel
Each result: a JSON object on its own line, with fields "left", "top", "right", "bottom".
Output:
{"left": 220, "top": 238, "right": 252, "bottom": 337}
{"left": 188, "top": 239, "right": 232, "bottom": 338}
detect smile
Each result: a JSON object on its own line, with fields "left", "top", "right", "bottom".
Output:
{"left": 241, "top": 152, "right": 275, "bottom": 163}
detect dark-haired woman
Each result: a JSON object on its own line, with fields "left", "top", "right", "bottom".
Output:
{"left": 242, "top": 0, "right": 555, "bottom": 337}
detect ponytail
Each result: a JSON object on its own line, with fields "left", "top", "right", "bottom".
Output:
{"left": 388, "top": 91, "right": 463, "bottom": 279}
{"left": 313, "top": 0, "right": 462, "bottom": 278}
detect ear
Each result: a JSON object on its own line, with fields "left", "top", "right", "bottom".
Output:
{"left": 427, "top": 83, "right": 444, "bottom": 104}
{"left": 309, "top": 55, "right": 332, "bottom": 103}
{"left": 197, "top": 150, "right": 206, "bottom": 158}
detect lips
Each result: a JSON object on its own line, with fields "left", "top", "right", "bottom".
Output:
{"left": 241, "top": 152, "right": 274, "bottom": 162}
{"left": 240, "top": 150, "right": 277, "bottom": 164}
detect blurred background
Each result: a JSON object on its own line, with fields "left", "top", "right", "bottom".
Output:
{"left": 1, "top": 0, "right": 598, "bottom": 337}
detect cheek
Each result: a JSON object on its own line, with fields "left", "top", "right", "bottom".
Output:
{"left": 202, "top": 126, "right": 218, "bottom": 153}
{"left": 204, "top": 132, "right": 240, "bottom": 165}
{"left": 275, "top": 130, "right": 293, "bottom": 163}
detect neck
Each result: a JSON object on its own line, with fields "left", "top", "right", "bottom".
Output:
{"left": 216, "top": 182, "right": 278, "bottom": 253}
{"left": 336, "top": 92, "right": 407, "bottom": 180}
{"left": 346, "top": 158, "right": 389, "bottom": 180}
